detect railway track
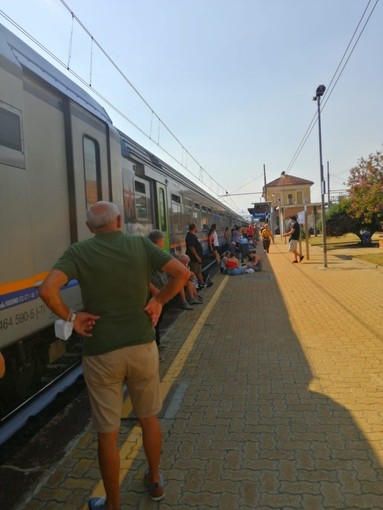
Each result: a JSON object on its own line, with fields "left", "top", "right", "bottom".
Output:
{"left": 0, "top": 262, "right": 217, "bottom": 446}
{"left": 0, "top": 361, "right": 83, "bottom": 445}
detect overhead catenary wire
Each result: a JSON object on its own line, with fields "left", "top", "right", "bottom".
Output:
{"left": 57, "top": 0, "right": 229, "bottom": 203}
{"left": 284, "top": 0, "right": 379, "bottom": 176}
{"left": 1, "top": 1, "right": 378, "bottom": 214}
{"left": 0, "top": 4, "right": 236, "bottom": 210}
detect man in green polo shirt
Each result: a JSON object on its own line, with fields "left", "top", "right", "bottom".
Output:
{"left": 39, "top": 201, "right": 190, "bottom": 510}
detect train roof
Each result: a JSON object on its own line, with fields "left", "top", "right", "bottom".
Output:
{"left": 120, "top": 131, "right": 243, "bottom": 220}
{"left": 0, "top": 23, "right": 111, "bottom": 124}
{"left": 0, "top": 22, "right": 244, "bottom": 223}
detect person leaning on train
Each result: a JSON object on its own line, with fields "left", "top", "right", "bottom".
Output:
{"left": 185, "top": 223, "right": 205, "bottom": 289}
{"left": 147, "top": 229, "right": 169, "bottom": 358}
{"left": 0, "top": 352, "right": 5, "bottom": 378}
{"left": 38, "top": 201, "right": 191, "bottom": 510}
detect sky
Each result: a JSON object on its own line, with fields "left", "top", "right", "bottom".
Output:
{"left": 1, "top": 0, "right": 382, "bottom": 217}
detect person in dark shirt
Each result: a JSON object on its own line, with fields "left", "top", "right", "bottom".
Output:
{"left": 185, "top": 223, "right": 205, "bottom": 288}
{"left": 283, "top": 215, "right": 304, "bottom": 263}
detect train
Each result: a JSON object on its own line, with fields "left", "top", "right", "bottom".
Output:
{"left": 0, "top": 22, "right": 244, "bottom": 413}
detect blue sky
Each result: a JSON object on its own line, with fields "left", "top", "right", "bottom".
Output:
{"left": 1, "top": 0, "right": 382, "bottom": 216}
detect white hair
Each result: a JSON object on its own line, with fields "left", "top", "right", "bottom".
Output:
{"left": 86, "top": 201, "right": 120, "bottom": 230}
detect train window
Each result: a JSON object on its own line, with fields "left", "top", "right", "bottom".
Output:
{"left": 158, "top": 187, "right": 167, "bottom": 231}
{"left": 135, "top": 181, "right": 146, "bottom": 194}
{"left": 0, "top": 107, "right": 22, "bottom": 150}
{"left": 0, "top": 103, "right": 25, "bottom": 169}
{"left": 184, "top": 199, "right": 192, "bottom": 212}
{"left": 171, "top": 194, "right": 181, "bottom": 213}
{"left": 83, "top": 136, "right": 101, "bottom": 207}
{"left": 134, "top": 178, "right": 152, "bottom": 221}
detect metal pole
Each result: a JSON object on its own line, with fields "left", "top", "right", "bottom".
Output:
{"left": 327, "top": 161, "right": 331, "bottom": 206}
{"left": 281, "top": 173, "right": 286, "bottom": 243}
{"left": 317, "top": 95, "right": 328, "bottom": 267}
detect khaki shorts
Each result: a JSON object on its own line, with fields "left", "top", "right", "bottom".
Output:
{"left": 189, "top": 260, "right": 202, "bottom": 275}
{"left": 82, "top": 341, "right": 161, "bottom": 433}
{"left": 289, "top": 239, "right": 299, "bottom": 252}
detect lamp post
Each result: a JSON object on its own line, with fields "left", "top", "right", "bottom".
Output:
{"left": 313, "top": 84, "right": 328, "bottom": 268}
{"left": 280, "top": 171, "right": 286, "bottom": 243}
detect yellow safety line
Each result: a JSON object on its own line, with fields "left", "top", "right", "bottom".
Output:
{"left": 86, "top": 276, "right": 229, "bottom": 504}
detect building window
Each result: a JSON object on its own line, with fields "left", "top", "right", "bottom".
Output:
{"left": 288, "top": 194, "right": 293, "bottom": 205}
{"left": 297, "top": 191, "right": 303, "bottom": 204}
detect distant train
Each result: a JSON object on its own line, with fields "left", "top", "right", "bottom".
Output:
{"left": 0, "top": 23, "right": 243, "bottom": 409}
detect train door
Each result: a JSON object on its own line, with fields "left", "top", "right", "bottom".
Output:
{"left": 156, "top": 182, "right": 170, "bottom": 252}
{"left": 66, "top": 101, "right": 111, "bottom": 241}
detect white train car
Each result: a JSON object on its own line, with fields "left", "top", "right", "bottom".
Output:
{"left": 0, "top": 23, "right": 243, "bottom": 410}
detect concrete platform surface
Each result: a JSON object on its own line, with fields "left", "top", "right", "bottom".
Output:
{"left": 17, "top": 239, "right": 383, "bottom": 509}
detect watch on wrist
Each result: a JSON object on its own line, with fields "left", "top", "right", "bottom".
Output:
{"left": 68, "top": 311, "right": 77, "bottom": 323}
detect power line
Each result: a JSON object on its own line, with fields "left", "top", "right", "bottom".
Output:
{"left": 284, "top": 0, "right": 380, "bottom": 175}
{"left": 0, "top": 4, "right": 238, "bottom": 210}
{"left": 56, "top": 1, "right": 229, "bottom": 201}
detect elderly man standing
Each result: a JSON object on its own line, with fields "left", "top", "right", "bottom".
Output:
{"left": 185, "top": 223, "right": 205, "bottom": 289}
{"left": 39, "top": 202, "right": 190, "bottom": 510}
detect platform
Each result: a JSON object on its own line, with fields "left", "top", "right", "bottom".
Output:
{"left": 16, "top": 239, "right": 383, "bottom": 509}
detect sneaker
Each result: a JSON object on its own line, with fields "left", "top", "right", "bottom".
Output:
{"left": 189, "top": 298, "right": 203, "bottom": 305}
{"left": 88, "top": 497, "right": 106, "bottom": 510}
{"left": 300, "top": 255, "right": 304, "bottom": 262}
{"left": 182, "top": 301, "right": 193, "bottom": 310}
{"left": 197, "top": 284, "right": 207, "bottom": 291}
{"left": 292, "top": 260, "right": 298, "bottom": 263}
{"left": 144, "top": 470, "right": 165, "bottom": 501}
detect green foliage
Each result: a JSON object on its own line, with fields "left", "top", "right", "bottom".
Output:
{"left": 326, "top": 202, "right": 364, "bottom": 241}
{"left": 326, "top": 147, "right": 383, "bottom": 240}
{"left": 346, "top": 148, "right": 383, "bottom": 225}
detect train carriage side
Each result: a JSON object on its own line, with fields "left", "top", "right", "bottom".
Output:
{"left": 0, "top": 22, "right": 244, "bottom": 413}
{"left": 119, "top": 133, "right": 243, "bottom": 256}
{"left": 0, "top": 24, "right": 122, "bottom": 408}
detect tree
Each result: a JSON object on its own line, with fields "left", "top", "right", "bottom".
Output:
{"left": 345, "top": 148, "right": 383, "bottom": 228}
{"left": 326, "top": 201, "right": 366, "bottom": 242}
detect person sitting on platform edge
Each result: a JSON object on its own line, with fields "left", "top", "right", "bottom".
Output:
{"left": 282, "top": 215, "right": 304, "bottom": 263}
{"left": 246, "top": 249, "right": 263, "bottom": 272}
{"left": 176, "top": 254, "right": 204, "bottom": 306}
{"left": 223, "top": 252, "right": 246, "bottom": 275}
{"left": 38, "top": 201, "right": 191, "bottom": 510}
{"left": 148, "top": 229, "right": 170, "bottom": 358}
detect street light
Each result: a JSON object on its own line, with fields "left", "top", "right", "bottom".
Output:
{"left": 280, "top": 171, "right": 286, "bottom": 243}
{"left": 313, "top": 84, "right": 328, "bottom": 267}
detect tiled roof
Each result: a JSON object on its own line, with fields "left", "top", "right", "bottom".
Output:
{"left": 266, "top": 174, "right": 314, "bottom": 187}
